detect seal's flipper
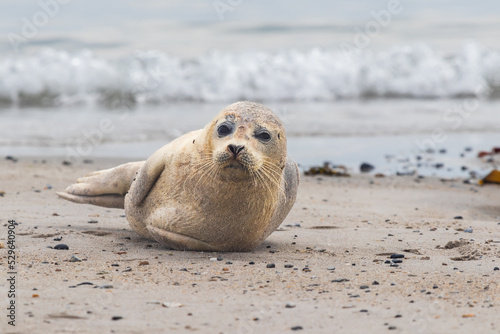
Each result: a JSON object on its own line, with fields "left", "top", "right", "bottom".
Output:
{"left": 56, "top": 192, "right": 125, "bottom": 209}
{"left": 128, "top": 149, "right": 166, "bottom": 206}
{"left": 146, "top": 226, "right": 218, "bottom": 251}
{"left": 57, "top": 161, "right": 144, "bottom": 209}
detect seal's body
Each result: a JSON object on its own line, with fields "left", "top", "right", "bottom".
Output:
{"left": 57, "top": 102, "right": 299, "bottom": 251}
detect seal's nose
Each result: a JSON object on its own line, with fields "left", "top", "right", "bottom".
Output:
{"left": 227, "top": 144, "right": 245, "bottom": 157}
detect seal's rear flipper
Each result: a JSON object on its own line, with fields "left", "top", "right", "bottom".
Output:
{"left": 57, "top": 161, "right": 144, "bottom": 209}
{"left": 56, "top": 192, "right": 125, "bottom": 209}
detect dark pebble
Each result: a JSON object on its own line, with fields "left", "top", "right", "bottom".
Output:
{"left": 392, "top": 259, "right": 403, "bottom": 264}
{"left": 226, "top": 261, "right": 233, "bottom": 265}
{"left": 291, "top": 326, "right": 303, "bottom": 331}
{"left": 76, "top": 282, "right": 94, "bottom": 286}
{"left": 111, "top": 264, "right": 119, "bottom": 267}
{"left": 331, "top": 278, "right": 350, "bottom": 283}
{"left": 390, "top": 254, "right": 404, "bottom": 259}
{"left": 360, "top": 162, "right": 375, "bottom": 173}
{"left": 360, "top": 309, "right": 368, "bottom": 313}
{"left": 390, "top": 264, "right": 399, "bottom": 267}
{"left": 439, "top": 149, "right": 447, "bottom": 154}
{"left": 179, "top": 268, "right": 188, "bottom": 271}
{"left": 284, "top": 264, "right": 294, "bottom": 268}
{"left": 53, "top": 237, "right": 62, "bottom": 241}
{"left": 54, "top": 244, "right": 69, "bottom": 250}
{"left": 6, "top": 156, "right": 18, "bottom": 162}
{"left": 433, "top": 285, "right": 438, "bottom": 289}
{"left": 434, "top": 163, "right": 444, "bottom": 169}
{"left": 395, "top": 314, "right": 402, "bottom": 318}
{"left": 494, "top": 267, "right": 499, "bottom": 271}
{"left": 384, "top": 260, "right": 391, "bottom": 264}
{"left": 112, "top": 316, "right": 123, "bottom": 321}
{"left": 372, "top": 281, "right": 380, "bottom": 285}
{"left": 360, "top": 285, "right": 369, "bottom": 289}
{"left": 266, "top": 263, "right": 276, "bottom": 268}
{"left": 62, "top": 160, "right": 71, "bottom": 166}
{"left": 87, "top": 220, "right": 98, "bottom": 224}
{"left": 217, "top": 257, "right": 223, "bottom": 261}
{"left": 249, "top": 261, "right": 255, "bottom": 265}
{"left": 454, "top": 216, "right": 463, "bottom": 220}
{"left": 388, "top": 326, "right": 397, "bottom": 330}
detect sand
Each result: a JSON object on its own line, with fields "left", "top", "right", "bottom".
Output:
{"left": 1, "top": 157, "right": 499, "bottom": 334}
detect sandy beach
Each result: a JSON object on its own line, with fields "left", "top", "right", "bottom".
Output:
{"left": 1, "top": 157, "right": 499, "bottom": 334}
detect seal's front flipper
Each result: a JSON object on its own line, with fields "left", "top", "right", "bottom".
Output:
{"left": 146, "top": 226, "right": 218, "bottom": 251}
{"left": 57, "top": 161, "right": 144, "bottom": 209}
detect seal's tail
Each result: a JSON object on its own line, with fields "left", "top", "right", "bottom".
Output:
{"left": 56, "top": 161, "right": 144, "bottom": 209}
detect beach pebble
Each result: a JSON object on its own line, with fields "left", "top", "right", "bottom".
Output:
{"left": 112, "top": 316, "right": 123, "bottom": 321}
{"left": 54, "top": 244, "right": 69, "bottom": 250}
{"left": 291, "top": 326, "right": 303, "bottom": 331}
{"left": 266, "top": 263, "right": 276, "bottom": 268}
{"left": 327, "top": 267, "right": 335, "bottom": 271}
{"left": 494, "top": 267, "right": 499, "bottom": 271}
{"left": 464, "top": 228, "right": 473, "bottom": 233}
{"left": 100, "top": 285, "right": 114, "bottom": 289}
{"left": 390, "top": 254, "right": 404, "bottom": 259}
{"left": 284, "top": 264, "right": 294, "bottom": 268}
{"left": 372, "top": 281, "right": 380, "bottom": 285}
{"left": 332, "top": 278, "right": 349, "bottom": 283}
{"left": 360, "top": 285, "right": 369, "bottom": 289}
{"left": 249, "top": 261, "right": 255, "bottom": 265}
{"left": 69, "top": 255, "right": 81, "bottom": 262}
{"left": 454, "top": 216, "right": 463, "bottom": 220}
{"left": 87, "top": 220, "right": 98, "bottom": 224}
{"left": 360, "top": 162, "right": 375, "bottom": 173}
{"left": 138, "top": 261, "right": 149, "bottom": 266}
{"left": 392, "top": 259, "right": 403, "bottom": 264}
{"left": 285, "top": 303, "right": 296, "bottom": 308}
{"left": 5, "top": 156, "right": 18, "bottom": 162}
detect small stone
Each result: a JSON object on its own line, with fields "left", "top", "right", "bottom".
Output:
{"left": 360, "top": 309, "right": 368, "bottom": 313}
{"left": 390, "top": 254, "right": 404, "bottom": 259}
{"left": 285, "top": 303, "right": 296, "bottom": 308}
{"left": 360, "top": 162, "right": 375, "bottom": 173}
{"left": 54, "top": 244, "right": 69, "bottom": 250}
{"left": 494, "top": 267, "right": 499, "bottom": 271}
{"left": 138, "top": 261, "right": 149, "bottom": 266}
{"left": 87, "top": 220, "right": 98, "bottom": 224}
{"left": 249, "top": 261, "right": 255, "bottom": 265}
{"left": 284, "top": 264, "right": 294, "bottom": 268}
{"left": 111, "top": 316, "right": 123, "bottom": 321}
{"left": 331, "top": 278, "right": 349, "bottom": 283}
{"left": 123, "top": 267, "right": 132, "bottom": 272}
{"left": 69, "top": 255, "right": 81, "bottom": 262}
{"left": 464, "top": 228, "right": 473, "bottom": 233}
{"left": 462, "top": 313, "right": 475, "bottom": 318}
{"left": 392, "top": 259, "right": 403, "bottom": 264}
{"left": 217, "top": 257, "right": 223, "bottom": 261}
{"left": 111, "top": 264, "right": 119, "bottom": 267}
{"left": 395, "top": 314, "right": 402, "bottom": 318}
{"left": 210, "top": 258, "right": 217, "bottom": 261}
{"left": 360, "top": 285, "right": 369, "bottom": 289}
{"left": 266, "top": 263, "right": 276, "bottom": 268}
{"left": 433, "top": 285, "right": 438, "bottom": 289}
{"left": 454, "top": 216, "right": 463, "bottom": 220}
{"left": 226, "top": 261, "right": 233, "bottom": 265}
{"left": 327, "top": 267, "right": 335, "bottom": 270}
{"left": 100, "top": 285, "right": 113, "bottom": 289}
{"left": 62, "top": 160, "right": 71, "bottom": 166}
{"left": 372, "top": 281, "right": 380, "bottom": 285}
{"left": 291, "top": 326, "right": 303, "bottom": 331}
{"left": 388, "top": 326, "right": 397, "bottom": 330}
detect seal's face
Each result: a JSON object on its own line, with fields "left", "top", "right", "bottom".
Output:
{"left": 206, "top": 102, "right": 287, "bottom": 183}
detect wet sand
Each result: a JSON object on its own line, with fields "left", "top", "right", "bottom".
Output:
{"left": 1, "top": 157, "right": 499, "bottom": 334}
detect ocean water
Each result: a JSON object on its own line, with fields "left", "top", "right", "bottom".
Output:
{"left": 1, "top": 0, "right": 499, "bottom": 176}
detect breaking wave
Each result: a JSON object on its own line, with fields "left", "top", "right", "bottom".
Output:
{"left": 1, "top": 42, "right": 499, "bottom": 107}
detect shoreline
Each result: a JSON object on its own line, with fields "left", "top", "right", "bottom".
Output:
{"left": 1, "top": 157, "right": 499, "bottom": 333}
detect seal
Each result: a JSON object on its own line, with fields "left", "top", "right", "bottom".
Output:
{"left": 57, "top": 101, "right": 299, "bottom": 251}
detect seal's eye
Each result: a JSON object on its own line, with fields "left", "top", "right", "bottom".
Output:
{"left": 255, "top": 131, "right": 271, "bottom": 142}
{"left": 217, "top": 124, "right": 232, "bottom": 137}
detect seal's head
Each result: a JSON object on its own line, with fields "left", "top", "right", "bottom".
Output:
{"left": 202, "top": 101, "right": 287, "bottom": 182}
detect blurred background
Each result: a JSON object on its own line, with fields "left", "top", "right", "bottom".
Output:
{"left": 1, "top": 0, "right": 499, "bottom": 176}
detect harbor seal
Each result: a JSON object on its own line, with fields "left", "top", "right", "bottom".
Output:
{"left": 57, "top": 101, "right": 299, "bottom": 251}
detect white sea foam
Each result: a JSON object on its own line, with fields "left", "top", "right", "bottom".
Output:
{"left": 1, "top": 42, "right": 499, "bottom": 106}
